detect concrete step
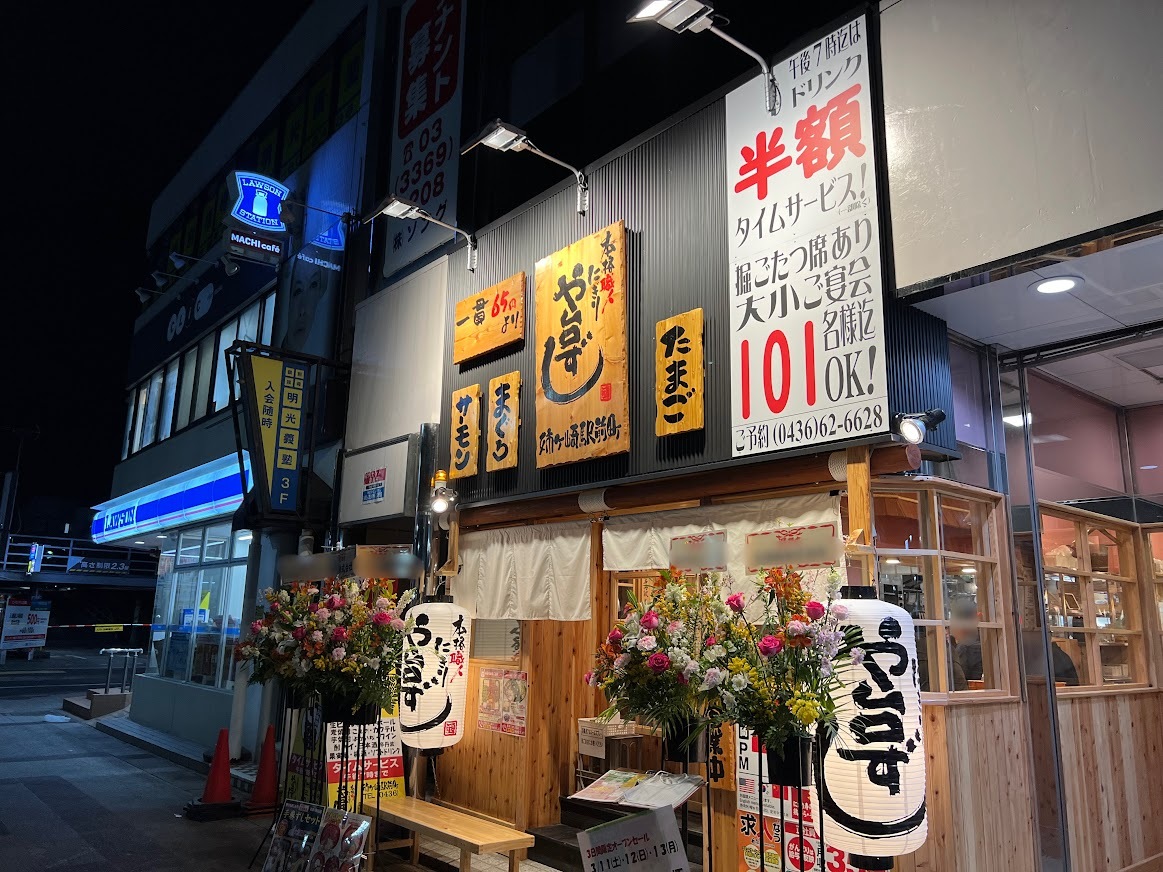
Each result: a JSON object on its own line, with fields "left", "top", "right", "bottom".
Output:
{"left": 62, "top": 696, "right": 93, "bottom": 719}
{"left": 84, "top": 689, "right": 132, "bottom": 717}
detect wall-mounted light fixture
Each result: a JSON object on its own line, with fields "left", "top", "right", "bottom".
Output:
{"left": 629, "top": 1, "right": 780, "bottom": 115}
{"left": 893, "top": 408, "right": 946, "bottom": 445}
{"left": 220, "top": 254, "right": 240, "bottom": 277}
{"left": 463, "top": 119, "right": 590, "bottom": 215}
{"left": 430, "top": 469, "right": 458, "bottom": 517}
{"left": 373, "top": 196, "right": 478, "bottom": 271}
{"left": 134, "top": 287, "right": 163, "bottom": 304}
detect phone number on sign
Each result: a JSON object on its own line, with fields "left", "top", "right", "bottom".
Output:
{"left": 734, "top": 402, "right": 886, "bottom": 454}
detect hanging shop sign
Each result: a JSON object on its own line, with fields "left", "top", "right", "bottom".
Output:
{"left": 449, "top": 383, "right": 481, "bottom": 479}
{"left": 229, "top": 171, "right": 290, "bottom": 233}
{"left": 726, "top": 15, "right": 888, "bottom": 458}
{"left": 486, "top": 371, "right": 520, "bottom": 472}
{"left": 400, "top": 602, "right": 471, "bottom": 748}
{"left": 668, "top": 531, "right": 728, "bottom": 574}
{"left": 655, "top": 308, "right": 704, "bottom": 437}
{"left": 744, "top": 523, "right": 841, "bottom": 573}
{"left": 534, "top": 220, "right": 630, "bottom": 468}
{"left": 382, "top": 0, "right": 467, "bottom": 279}
{"left": 241, "top": 353, "right": 311, "bottom": 514}
{"left": 822, "top": 593, "right": 928, "bottom": 865}
{"left": 453, "top": 272, "right": 525, "bottom": 363}
{"left": 225, "top": 228, "right": 285, "bottom": 263}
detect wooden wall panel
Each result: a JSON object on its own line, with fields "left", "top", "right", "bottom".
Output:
{"left": 439, "top": 662, "right": 528, "bottom": 825}
{"left": 1056, "top": 691, "right": 1163, "bottom": 872}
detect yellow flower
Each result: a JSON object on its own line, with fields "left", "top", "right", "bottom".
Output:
{"left": 787, "top": 693, "right": 821, "bottom": 727}
{"left": 728, "top": 657, "right": 750, "bottom": 675}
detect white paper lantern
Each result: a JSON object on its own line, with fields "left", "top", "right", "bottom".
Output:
{"left": 399, "top": 602, "right": 471, "bottom": 749}
{"left": 820, "top": 588, "right": 927, "bottom": 869}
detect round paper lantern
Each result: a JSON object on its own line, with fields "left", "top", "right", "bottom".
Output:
{"left": 399, "top": 602, "right": 471, "bottom": 749}
{"left": 820, "top": 587, "right": 927, "bottom": 869}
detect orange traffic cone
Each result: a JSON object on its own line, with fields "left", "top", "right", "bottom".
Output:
{"left": 185, "top": 728, "right": 242, "bottom": 820}
{"left": 243, "top": 725, "right": 279, "bottom": 814}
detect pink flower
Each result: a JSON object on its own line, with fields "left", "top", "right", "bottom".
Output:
{"left": 608, "top": 628, "right": 624, "bottom": 647}
{"left": 726, "top": 592, "right": 746, "bottom": 613}
{"left": 647, "top": 652, "right": 671, "bottom": 674}
{"left": 310, "top": 630, "right": 323, "bottom": 643}
{"left": 331, "top": 626, "right": 348, "bottom": 642}
{"left": 307, "top": 587, "right": 319, "bottom": 596}
{"left": 758, "top": 635, "right": 783, "bottom": 657}
{"left": 786, "top": 620, "right": 808, "bottom": 637}
{"left": 331, "top": 647, "right": 346, "bottom": 661}
{"left": 640, "top": 611, "right": 660, "bottom": 630}
{"left": 250, "top": 620, "right": 263, "bottom": 634}
{"left": 373, "top": 611, "right": 392, "bottom": 626}
{"left": 315, "top": 607, "right": 330, "bottom": 621}
{"left": 829, "top": 603, "right": 849, "bottom": 620}
{"left": 637, "top": 636, "right": 657, "bottom": 652}
{"left": 705, "top": 636, "right": 717, "bottom": 647}
{"left": 667, "top": 620, "right": 683, "bottom": 634}
{"left": 614, "top": 653, "right": 631, "bottom": 669}
{"left": 676, "top": 672, "right": 689, "bottom": 685}
{"left": 390, "top": 617, "right": 406, "bottom": 632}
{"left": 291, "top": 626, "right": 307, "bottom": 641}
{"left": 374, "top": 597, "right": 391, "bottom": 610}
{"left": 805, "top": 601, "right": 826, "bottom": 621}
{"left": 583, "top": 670, "right": 596, "bottom": 687}
{"left": 851, "top": 647, "right": 866, "bottom": 665}
{"left": 327, "top": 594, "right": 344, "bottom": 609}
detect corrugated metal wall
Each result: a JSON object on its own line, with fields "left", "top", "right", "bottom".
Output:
{"left": 884, "top": 300, "right": 958, "bottom": 455}
{"left": 438, "top": 98, "right": 955, "bottom": 506}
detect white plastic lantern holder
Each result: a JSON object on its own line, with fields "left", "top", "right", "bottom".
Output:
{"left": 820, "top": 586, "right": 928, "bottom": 869}
{"left": 399, "top": 602, "right": 471, "bottom": 749}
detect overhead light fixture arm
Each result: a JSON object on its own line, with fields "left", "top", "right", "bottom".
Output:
{"left": 521, "top": 142, "right": 589, "bottom": 215}
{"left": 707, "top": 24, "right": 778, "bottom": 114}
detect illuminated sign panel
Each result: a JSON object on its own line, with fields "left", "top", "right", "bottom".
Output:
{"left": 229, "top": 172, "right": 290, "bottom": 232}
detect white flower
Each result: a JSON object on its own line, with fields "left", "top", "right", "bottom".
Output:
{"left": 637, "top": 636, "right": 658, "bottom": 652}
{"left": 331, "top": 609, "right": 346, "bottom": 623}
{"left": 668, "top": 649, "right": 691, "bottom": 668}
{"left": 699, "top": 667, "right": 725, "bottom": 690}
{"left": 826, "top": 567, "right": 843, "bottom": 598}
{"left": 721, "top": 690, "right": 736, "bottom": 709}
{"left": 368, "top": 657, "right": 382, "bottom": 670}
{"left": 682, "top": 660, "right": 700, "bottom": 678}
{"left": 624, "top": 620, "right": 640, "bottom": 636}
{"left": 708, "top": 645, "right": 727, "bottom": 661}
{"left": 730, "top": 673, "right": 749, "bottom": 691}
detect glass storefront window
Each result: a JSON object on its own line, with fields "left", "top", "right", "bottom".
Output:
{"left": 1148, "top": 530, "right": 1163, "bottom": 628}
{"left": 872, "top": 491, "right": 933, "bottom": 550}
{"left": 176, "top": 346, "right": 198, "bottom": 431}
{"left": 232, "top": 530, "right": 253, "bottom": 559}
{"left": 159, "top": 358, "right": 179, "bottom": 441}
{"left": 152, "top": 521, "right": 252, "bottom": 690}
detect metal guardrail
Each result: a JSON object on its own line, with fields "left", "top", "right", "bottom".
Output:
{"left": 1, "top": 535, "right": 159, "bottom": 578}
{"left": 99, "top": 648, "right": 143, "bottom": 693}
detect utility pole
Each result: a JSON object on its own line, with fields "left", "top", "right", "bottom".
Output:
{"left": 1, "top": 425, "right": 39, "bottom": 557}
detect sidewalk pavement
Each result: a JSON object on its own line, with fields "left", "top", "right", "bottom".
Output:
{"left": 0, "top": 692, "right": 272, "bottom": 872}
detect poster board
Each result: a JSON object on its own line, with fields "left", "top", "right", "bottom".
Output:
{"left": 478, "top": 668, "right": 528, "bottom": 737}
{"left": 0, "top": 598, "right": 50, "bottom": 650}
{"left": 534, "top": 220, "right": 630, "bottom": 467}
{"left": 263, "top": 800, "right": 371, "bottom": 872}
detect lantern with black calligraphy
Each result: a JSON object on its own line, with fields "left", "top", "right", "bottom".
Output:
{"left": 399, "top": 602, "right": 471, "bottom": 749}
{"left": 820, "top": 587, "right": 927, "bottom": 869}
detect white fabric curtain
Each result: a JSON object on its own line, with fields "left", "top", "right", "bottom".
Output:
{"left": 454, "top": 520, "right": 592, "bottom": 621}
{"left": 602, "top": 492, "right": 842, "bottom": 593}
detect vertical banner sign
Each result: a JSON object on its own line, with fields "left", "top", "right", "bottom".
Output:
{"left": 453, "top": 272, "right": 526, "bottom": 363}
{"left": 449, "top": 384, "right": 481, "bottom": 479}
{"left": 486, "top": 371, "right": 521, "bottom": 472}
{"left": 534, "top": 220, "right": 630, "bottom": 467}
{"left": 726, "top": 16, "right": 888, "bottom": 458}
{"left": 382, "top": 0, "right": 467, "bottom": 279}
{"left": 655, "top": 308, "right": 705, "bottom": 437}
{"left": 735, "top": 727, "right": 868, "bottom": 872}
{"left": 243, "top": 353, "right": 310, "bottom": 514}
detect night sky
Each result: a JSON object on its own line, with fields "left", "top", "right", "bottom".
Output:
{"left": 2, "top": 2, "right": 311, "bottom": 530}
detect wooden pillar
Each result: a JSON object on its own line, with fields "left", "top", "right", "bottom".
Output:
{"left": 846, "top": 445, "right": 874, "bottom": 586}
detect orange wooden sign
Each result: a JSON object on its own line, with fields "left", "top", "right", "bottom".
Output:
{"left": 449, "top": 384, "right": 481, "bottom": 479}
{"left": 655, "top": 307, "right": 704, "bottom": 436}
{"left": 453, "top": 272, "right": 525, "bottom": 364}
{"left": 485, "top": 371, "right": 521, "bottom": 472}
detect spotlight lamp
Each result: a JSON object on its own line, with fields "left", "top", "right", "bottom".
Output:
{"left": 430, "top": 469, "right": 458, "bottom": 516}
{"left": 894, "top": 408, "right": 947, "bottom": 445}
{"left": 134, "top": 287, "right": 162, "bottom": 304}
{"left": 220, "top": 255, "right": 240, "bottom": 277}
{"left": 374, "top": 196, "right": 478, "bottom": 271}
{"left": 464, "top": 119, "right": 590, "bottom": 215}
{"left": 630, "top": 1, "right": 780, "bottom": 115}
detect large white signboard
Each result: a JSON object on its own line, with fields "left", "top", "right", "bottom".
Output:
{"left": 726, "top": 16, "right": 888, "bottom": 458}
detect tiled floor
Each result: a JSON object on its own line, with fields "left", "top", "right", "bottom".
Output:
{"left": 417, "top": 835, "right": 558, "bottom": 872}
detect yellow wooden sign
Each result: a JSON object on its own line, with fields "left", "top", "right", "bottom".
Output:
{"left": 453, "top": 272, "right": 526, "bottom": 364}
{"left": 534, "top": 220, "right": 630, "bottom": 468}
{"left": 655, "top": 308, "right": 704, "bottom": 436}
{"left": 94, "top": 624, "right": 124, "bottom": 633}
{"left": 486, "top": 371, "right": 521, "bottom": 472}
{"left": 449, "top": 384, "right": 481, "bottom": 479}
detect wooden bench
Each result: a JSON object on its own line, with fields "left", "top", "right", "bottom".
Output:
{"left": 365, "top": 796, "right": 535, "bottom": 872}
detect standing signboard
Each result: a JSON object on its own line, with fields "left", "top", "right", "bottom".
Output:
{"left": 0, "top": 598, "right": 50, "bottom": 650}
{"left": 726, "top": 16, "right": 888, "bottom": 458}
{"left": 534, "top": 220, "right": 630, "bottom": 468}
{"left": 382, "top": 0, "right": 468, "bottom": 279}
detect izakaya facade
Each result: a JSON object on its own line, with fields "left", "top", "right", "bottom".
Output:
{"left": 100, "top": 2, "right": 1161, "bottom": 871}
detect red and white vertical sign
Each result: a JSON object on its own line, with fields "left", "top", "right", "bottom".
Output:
{"left": 726, "top": 17, "right": 888, "bottom": 458}
{"left": 383, "top": 0, "right": 467, "bottom": 279}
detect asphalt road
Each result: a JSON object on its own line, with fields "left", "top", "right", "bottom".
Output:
{"left": 0, "top": 647, "right": 149, "bottom": 700}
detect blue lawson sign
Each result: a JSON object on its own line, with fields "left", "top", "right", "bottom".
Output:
{"left": 126, "top": 257, "right": 275, "bottom": 384}
{"left": 230, "top": 172, "right": 290, "bottom": 233}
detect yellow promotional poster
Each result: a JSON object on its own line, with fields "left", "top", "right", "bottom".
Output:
{"left": 285, "top": 705, "right": 405, "bottom": 812}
